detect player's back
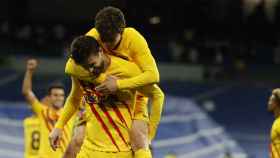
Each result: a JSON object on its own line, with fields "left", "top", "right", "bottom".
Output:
{"left": 24, "top": 116, "right": 40, "bottom": 158}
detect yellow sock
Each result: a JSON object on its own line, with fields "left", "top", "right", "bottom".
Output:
{"left": 134, "top": 149, "right": 152, "bottom": 158}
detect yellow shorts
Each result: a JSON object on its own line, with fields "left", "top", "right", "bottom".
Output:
{"left": 77, "top": 149, "right": 133, "bottom": 158}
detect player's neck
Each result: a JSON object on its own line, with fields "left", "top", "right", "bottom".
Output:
{"left": 103, "top": 54, "right": 111, "bottom": 71}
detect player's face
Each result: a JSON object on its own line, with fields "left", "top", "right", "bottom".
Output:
{"left": 49, "top": 88, "right": 65, "bottom": 109}
{"left": 103, "top": 33, "right": 121, "bottom": 50}
{"left": 86, "top": 48, "right": 105, "bottom": 76}
{"left": 268, "top": 95, "right": 277, "bottom": 112}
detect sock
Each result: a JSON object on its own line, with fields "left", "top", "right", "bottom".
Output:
{"left": 134, "top": 148, "right": 152, "bottom": 158}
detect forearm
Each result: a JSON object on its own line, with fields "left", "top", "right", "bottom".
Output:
{"left": 55, "top": 97, "right": 80, "bottom": 129}
{"left": 117, "top": 69, "right": 159, "bottom": 90}
{"left": 22, "top": 70, "right": 33, "bottom": 95}
{"left": 63, "top": 124, "right": 85, "bottom": 158}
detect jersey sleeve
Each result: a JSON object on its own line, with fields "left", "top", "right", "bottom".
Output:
{"left": 30, "top": 99, "right": 44, "bottom": 117}
{"left": 137, "top": 84, "right": 165, "bottom": 141}
{"left": 55, "top": 77, "right": 83, "bottom": 129}
{"left": 116, "top": 28, "right": 160, "bottom": 90}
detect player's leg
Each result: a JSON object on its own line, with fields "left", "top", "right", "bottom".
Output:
{"left": 63, "top": 104, "right": 87, "bottom": 158}
{"left": 131, "top": 120, "right": 152, "bottom": 158}
{"left": 131, "top": 121, "right": 155, "bottom": 158}
{"left": 131, "top": 96, "right": 152, "bottom": 158}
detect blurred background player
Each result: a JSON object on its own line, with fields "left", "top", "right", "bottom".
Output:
{"left": 49, "top": 36, "right": 164, "bottom": 158}
{"left": 22, "top": 59, "right": 74, "bottom": 158}
{"left": 85, "top": 6, "right": 161, "bottom": 156}
{"left": 24, "top": 95, "right": 52, "bottom": 158}
{"left": 268, "top": 88, "right": 280, "bottom": 158}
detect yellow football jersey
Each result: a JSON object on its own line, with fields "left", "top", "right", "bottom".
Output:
{"left": 86, "top": 27, "right": 160, "bottom": 90}
{"left": 271, "top": 117, "right": 280, "bottom": 158}
{"left": 56, "top": 55, "right": 164, "bottom": 152}
{"left": 30, "top": 100, "right": 75, "bottom": 158}
{"left": 24, "top": 116, "right": 40, "bottom": 158}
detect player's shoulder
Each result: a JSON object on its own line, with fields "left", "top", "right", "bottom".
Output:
{"left": 85, "top": 27, "right": 99, "bottom": 38}
{"left": 124, "top": 27, "right": 142, "bottom": 37}
{"left": 23, "top": 115, "right": 39, "bottom": 124}
{"left": 65, "top": 58, "right": 83, "bottom": 75}
{"left": 65, "top": 58, "right": 75, "bottom": 75}
{"left": 273, "top": 117, "right": 280, "bottom": 130}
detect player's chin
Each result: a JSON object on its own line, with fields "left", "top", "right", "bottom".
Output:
{"left": 53, "top": 102, "right": 64, "bottom": 109}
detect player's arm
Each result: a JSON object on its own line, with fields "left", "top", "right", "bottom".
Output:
{"left": 55, "top": 76, "right": 82, "bottom": 128}
{"left": 117, "top": 29, "right": 160, "bottom": 90}
{"left": 49, "top": 76, "right": 83, "bottom": 150}
{"left": 137, "top": 84, "right": 165, "bottom": 141}
{"left": 22, "top": 59, "right": 42, "bottom": 115}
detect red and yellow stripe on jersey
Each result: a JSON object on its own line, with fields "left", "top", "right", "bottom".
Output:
{"left": 271, "top": 117, "right": 280, "bottom": 158}
{"left": 79, "top": 79, "right": 135, "bottom": 152}
{"left": 29, "top": 99, "right": 75, "bottom": 158}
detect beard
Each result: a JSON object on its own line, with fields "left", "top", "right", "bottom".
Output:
{"left": 91, "top": 61, "right": 105, "bottom": 77}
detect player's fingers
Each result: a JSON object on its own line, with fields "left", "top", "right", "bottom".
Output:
{"left": 49, "top": 137, "right": 56, "bottom": 151}
{"left": 49, "top": 135, "right": 59, "bottom": 151}
{"left": 95, "top": 84, "right": 106, "bottom": 92}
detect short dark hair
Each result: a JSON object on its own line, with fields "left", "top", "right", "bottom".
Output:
{"left": 47, "top": 82, "right": 65, "bottom": 95}
{"left": 70, "top": 35, "right": 100, "bottom": 65}
{"left": 95, "top": 6, "right": 126, "bottom": 43}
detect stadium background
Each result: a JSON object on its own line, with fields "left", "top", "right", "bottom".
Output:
{"left": 0, "top": 0, "right": 279, "bottom": 157}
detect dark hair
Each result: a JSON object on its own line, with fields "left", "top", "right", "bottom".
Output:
{"left": 95, "top": 6, "right": 126, "bottom": 43}
{"left": 47, "top": 82, "right": 65, "bottom": 95}
{"left": 70, "top": 35, "right": 100, "bottom": 65}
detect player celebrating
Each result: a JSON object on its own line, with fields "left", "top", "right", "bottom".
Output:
{"left": 22, "top": 59, "right": 74, "bottom": 158}
{"left": 49, "top": 36, "right": 164, "bottom": 158}
{"left": 87, "top": 6, "right": 160, "bottom": 156}
{"left": 87, "top": 6, "right": 160, "bottom": 93}
{"left": 23, "top": 96, "right": 52, "bottom": 158}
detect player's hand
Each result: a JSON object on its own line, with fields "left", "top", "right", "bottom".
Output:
{"left": 49, "top": 128, "right": 62, "bottom": 151}
{"left": 26, "top": 59, "right": 38, "bottom": 71}
{"left": 95, "top": 75, "right": 118, "bottom": 94}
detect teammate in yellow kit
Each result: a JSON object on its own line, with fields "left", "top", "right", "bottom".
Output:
{"left": 88, "top": 6, "right": 160, "bottom": 93}
{"left": 23, "top": 96, "right": 52, "bottom": 158}
{"left": 49, "top": 36, "right": 164, "bottom": 158}
{"left": 87, "top": 6, "right": 160, "bottom": 156}
{"left": 22, "top": 59, "right": 74, "bottom": 158}
{"left": 268, "top": 88, "right": 280, "bottom": 158}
